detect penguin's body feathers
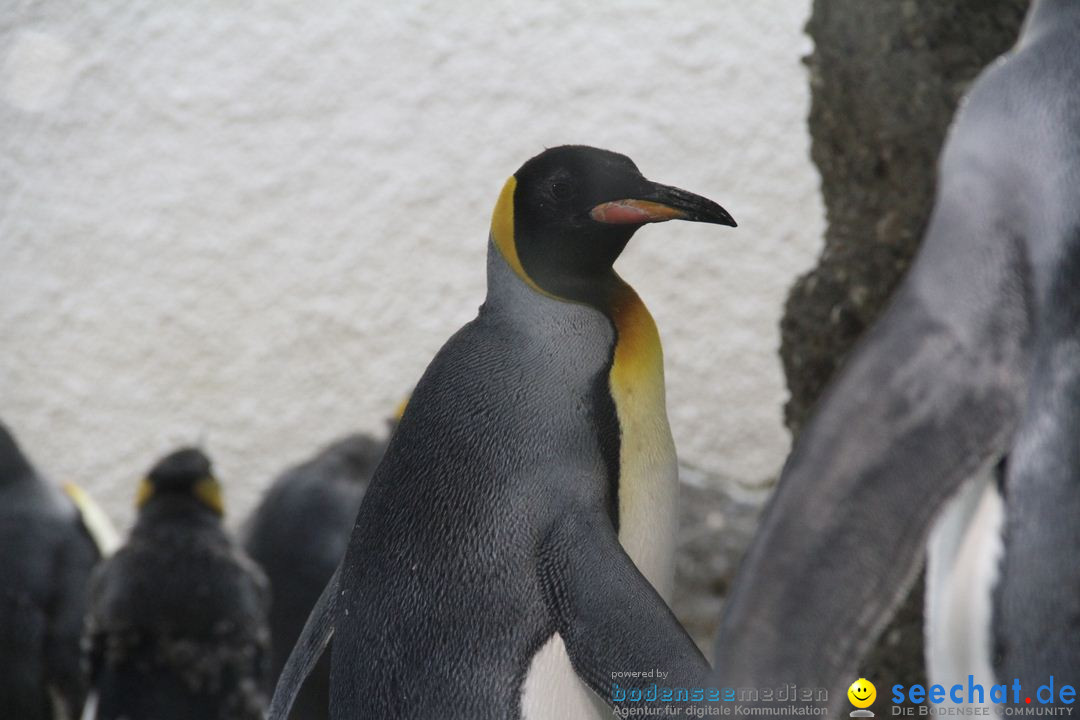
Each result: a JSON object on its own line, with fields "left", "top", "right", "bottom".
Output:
{"left": 83, "top": 512, "right": 270, "bottom": 720}
{"left": 83, "top": 448, "right": 271, "bottom": 720}
{"left": 0, "top": 423, "right": 102, "bottom": 720}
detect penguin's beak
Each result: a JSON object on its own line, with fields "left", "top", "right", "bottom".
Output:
{"left": 590, "top": 182, "right": 737, "bottom": 227}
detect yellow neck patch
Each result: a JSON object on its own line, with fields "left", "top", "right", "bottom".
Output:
{"left": 609, "top": 278, "right": 664, "bottom": 388}
{"left": 607, "top": 275, "right": 677, "bottom": 598}
{"left": 490, "top": 176, "right": 548, "bottom": 296}
{"left": 136, "top": 476, "right": 225, "bottom": 516}
{"left": 393, "top": 394, "right": 410, "bottom": 421}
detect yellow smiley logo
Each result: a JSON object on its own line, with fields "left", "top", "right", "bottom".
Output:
{"left": 848, "top": 678, "right": 876, "bottom": 708}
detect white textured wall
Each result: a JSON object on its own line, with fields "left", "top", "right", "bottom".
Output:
{"left": 1, "top": 1, "right": 822, "bottom": 531}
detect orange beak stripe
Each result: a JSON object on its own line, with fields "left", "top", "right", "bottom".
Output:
{"left": 590, "top": 199, "right": 687, "bottom": 225}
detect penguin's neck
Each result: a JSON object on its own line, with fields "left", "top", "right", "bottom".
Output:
{"left": 485, "top": 237, "right": 627, "bottom": 320}
{"left": 484, "top": 237, "right": 664, "bottom": 391}
{"left": 485, "top": 239, "right": 677, "bottom": 597}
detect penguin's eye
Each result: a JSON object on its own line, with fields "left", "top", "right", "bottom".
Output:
{"left": 550, "top": 181, "right": 572, "bottom": 201}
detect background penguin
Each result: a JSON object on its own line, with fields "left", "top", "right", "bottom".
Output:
{"left": 269, "top": 145, "right": 736, "bottom": 720}
{"left": 82, "top": 447, "right": 271, "bottom": 720}
{"left": 242, "top": 432, "right": 388, "bottom": 720}
{"left": 0, "top": 421, "right": 115, "bottom": 720}
{"left": 711, "top": 0, "right": 1080, "bottom": 712}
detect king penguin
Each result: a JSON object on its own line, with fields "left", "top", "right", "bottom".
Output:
{"left": 269, "top": 145, "right": 736, "bottom": 720}
{"left": 0, "top": 421, "right": 115, "bottom": 720}
{"left": 242, "top": 433, "right": 388, "bottom": 720}
{"left": 82, "top": 448, "right": 271, "bottom": 720}
{"left": 712, "top": 0, "right": 1080, "bottom": 713}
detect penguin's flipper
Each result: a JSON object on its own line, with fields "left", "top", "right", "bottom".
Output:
{"left": 267, "top": 563, "right": 340, "bottom": 720}
{"left": 712, "top": 197, "right": 1028, "bottom": 707}
{"left": 538, "top": 509, "right": 710, "bottom": 705}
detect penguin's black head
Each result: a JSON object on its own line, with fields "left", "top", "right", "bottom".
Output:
{"left": 324, "top": 433, "right": 388, "bottom": 479}
{"left": 491, "top": 145, "right": 735, "bottom": 299}
{"left": 0, "top": 422, "right": 34, "bottom": 484}
{"left": 136, "top": 447, "right": 224, "bottom": 516}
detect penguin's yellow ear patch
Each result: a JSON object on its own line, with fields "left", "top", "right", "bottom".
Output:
{"left": 135, "top": 477, "right": 154, "bottom": 508}
{"left": 490, "top": 176, "right": 546, "bottom": 296}
{"left": 193, "top": 477, "right": 225, "bottom": 516}
{"left": 491, "top": 176, "right": 522, "bottom": 273}
{"left": 193, "top": 479, "right": 224, "bottom": 518}
{"left": 134, "top": 475, "right": 224, "bottom": 516}
{"left": 393, "top": 394, "right": 410, "bottom": 421}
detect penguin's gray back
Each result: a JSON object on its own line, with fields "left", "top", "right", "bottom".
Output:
{"left": 331, "top": 245, "right": 623, "bottom": 718}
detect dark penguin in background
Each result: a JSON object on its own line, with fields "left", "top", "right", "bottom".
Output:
{"left": 712, "top": 0, "right": 1080, "bottom": 712}
{"left": 242, "top": 433, "right": 388, "bottom": 720}
{"left": 82, "top": 448, "right": 271, "bottom": 720}
{"left": 269, "top": 146, "right": 736, "bottom": 720}
{"left": 0, "top": 421, "right": 114, "bottom": 720}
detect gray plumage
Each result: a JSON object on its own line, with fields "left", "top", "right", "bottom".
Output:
{"left": 0, "top": 421, "right": 102, "bottom": 720}
{"left": 712, "top": 0, "right": 1080, "bottom": 711}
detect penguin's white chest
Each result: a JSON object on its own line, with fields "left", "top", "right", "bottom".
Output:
{"left": 607, "top": 282, "right": 679, "bottom": 596}
{"left": 609, "top": 379, "right": 678, "bottom": 596}
{"left": 520, "top": 286, "right": 679, "bottom": 720}
{"left": 926, "top": 465, "right": 1004, "bottom": 699}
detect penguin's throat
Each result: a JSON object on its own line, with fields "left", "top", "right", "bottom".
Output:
{"left": 537, "top": 267, "right": 630, "bottom": 309}
{"left": 512, "top": 224, "right": 634, "bottom": 303}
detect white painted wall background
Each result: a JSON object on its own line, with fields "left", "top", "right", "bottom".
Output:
{"left": 1, "top": 1, "right": 822, "bottom": 531}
